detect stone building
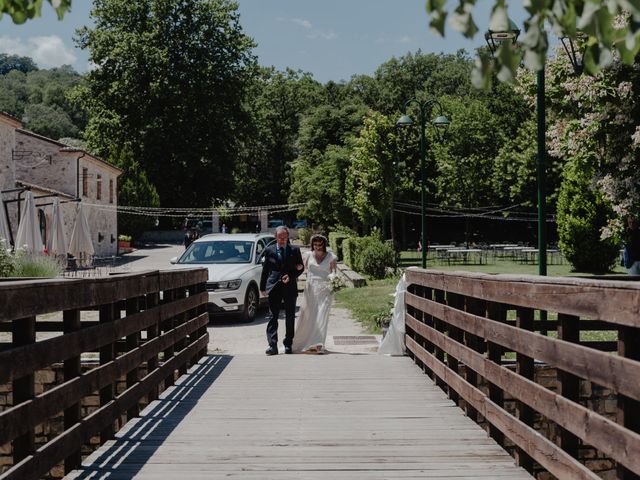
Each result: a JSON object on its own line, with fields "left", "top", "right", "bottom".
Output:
{"left": 0, "top": 111, "right": 121, "bottom": 257}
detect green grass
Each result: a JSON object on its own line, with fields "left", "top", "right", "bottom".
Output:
{"left": 338, "top": 252, "right": 628, "bottom": 333}
{"left": 334, "top": 275, "right": 400, "bottom": 334}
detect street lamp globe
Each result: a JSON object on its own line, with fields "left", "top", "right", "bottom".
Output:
{"left": 485, "top": 17, "right": 521, "bottom": 52}
{"left": 432, "top": 115, "right": 450, "bottom": 141}
{"left": 396, "top": 114, "right": 414, "bottom": 127}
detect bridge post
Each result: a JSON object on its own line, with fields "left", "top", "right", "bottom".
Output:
{"left": 99, "top": 302, "right": 117, "bottom": 443}
{"left": 12, "top": 316, "right": 35, "bottom": 465}
{"left": 557, "top": 314, "right": 580, "bottom": 459}
{"left": 464, "top": 297, "right": 487, "bottom": 423}
{"left": 146, "top": 292, "right": 161, "bottom": 402}
{"left": 617, "top": 325, "right": 640, "bottom": 480}
{"left": 63, "top": 308, "right": 82, "bottom": 473}
{"left": 163, "top": 288, "right": 177, "bottom": 388}
{"left": 445, "top": 292, "right": 464, "bottom": 406}
{"left": 433, "top": 289, "right": 447, "bottom": 391}
{"left": 125, "top": 297, "right": 142, "bottom": 420}
{"left": 486, "top": 302, "right": 506, "bottom": 447}
{"left": 515, "top": 307, "right": 535, "bottom": 473}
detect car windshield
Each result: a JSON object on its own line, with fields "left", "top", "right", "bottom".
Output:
{"left": 179, "top": 240, "right": 254, "bottom": 264}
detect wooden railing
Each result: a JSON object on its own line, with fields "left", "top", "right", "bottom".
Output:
{"left": 404, "top": 268, "right": 640, "bottom": 480}
{"left": 0, "top": 269, "right": 209, "bottom": 480}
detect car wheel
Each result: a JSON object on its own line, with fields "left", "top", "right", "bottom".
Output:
{"left": 242, "top": 285, "right": 258, "bottom": 322}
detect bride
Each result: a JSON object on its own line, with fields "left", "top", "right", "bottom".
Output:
{"left": 292, "top": 234, "right": 338, "bottom": 353}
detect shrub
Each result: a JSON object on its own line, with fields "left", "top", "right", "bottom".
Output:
{"left": 328, "top": 231, "right": 353, "bottom": 261}
{"left": 0, "top": 240, "right": 14, "bottom": 277}
{"left": 342, "top": 237, "right": 356, "bottom": 268}
{"left": 343, "top": 236, "right": 372, "bottom": 270}
{"left": 297, "top": 227, "right": 312, "bottom": 246}
{"left": 10, "top": 251, "right": 64, "bottom": 278}
{"left": 360, "top": 240, "right": 397, "bottom": 279}
{"left": 557, "top": 158, "right": 619, "bottom": 273}
{"left": 118, "top": 234, "right": 132, "bottom": 242}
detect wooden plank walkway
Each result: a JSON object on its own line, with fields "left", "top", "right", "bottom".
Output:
{"left": 66, "top": 354, "right": 531, "bottom": 479}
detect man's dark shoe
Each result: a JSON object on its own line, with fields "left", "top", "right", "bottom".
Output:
{"left": 265, "top": 346, "right": 278, "bottom": 356}
{"left": 284, "top": 346, "right": 293, "bottom": 354}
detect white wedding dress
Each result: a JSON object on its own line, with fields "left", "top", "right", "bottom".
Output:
{"left": 293, "top": 251, "right": 336, "bottom": 353}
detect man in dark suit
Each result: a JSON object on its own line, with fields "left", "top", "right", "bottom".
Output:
{"left": 260, "top": 226, "right": 304, "bottom": 355}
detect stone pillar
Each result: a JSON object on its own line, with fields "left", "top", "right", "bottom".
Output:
{"left": 259, "top": 210, "right": 268, "bottom": 233}
{"left": 211, "top": 211, "right": 220, "bottom": 233}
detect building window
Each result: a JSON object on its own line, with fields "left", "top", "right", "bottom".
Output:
{"left": 82, "top": 168, "right": 88, "bottom": 197}
{"left": 97, "top": 174, "right": 102, "bottom": 200}
{"left": 109, "top": 179, "right": 114, "bottom": 204}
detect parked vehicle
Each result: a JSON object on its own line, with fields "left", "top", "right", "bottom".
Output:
{"left": 170, "top": 233, "right": 275, "bottom": 321}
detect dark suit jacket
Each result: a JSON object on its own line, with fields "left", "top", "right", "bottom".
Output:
{"left": 260, "top": 243, "right": 304, "bottom": 296}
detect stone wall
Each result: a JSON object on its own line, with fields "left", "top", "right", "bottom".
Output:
{"left": 13, "top": 131, "right": 119, "bottom": 256}
{"left": 0, "top": 116, "right": 17, "bottom": 193}
{"left": 457, "top": 364, "right": 617, "bottom": 480}
{"left": 0, "top": 362, "right": 162, "bottom": 478}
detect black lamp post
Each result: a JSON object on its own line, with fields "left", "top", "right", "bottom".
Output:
{"left": 396, "top": 100, "right": 450, "bottom": 269}
{"left": 486, "top": 23, "right": 585, "bottom": 276}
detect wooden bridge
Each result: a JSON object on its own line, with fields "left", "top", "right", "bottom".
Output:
{"left": 1, "top": 268, "right": 640, "bottom": 479}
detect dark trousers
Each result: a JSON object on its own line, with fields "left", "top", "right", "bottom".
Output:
{"left": 266, "top": 285, "right": 297, "bottom": 349}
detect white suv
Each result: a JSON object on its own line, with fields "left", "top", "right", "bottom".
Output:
{"left": 171, "top": 233, "right": 275, "bottom": 321}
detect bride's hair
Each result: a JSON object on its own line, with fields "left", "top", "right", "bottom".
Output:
{"left": 310, "top": 234, "right": 327, "bottom": 252}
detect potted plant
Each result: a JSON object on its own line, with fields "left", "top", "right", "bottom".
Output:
{"left": 118, "top": 234, "right": 132, "bottom": 251}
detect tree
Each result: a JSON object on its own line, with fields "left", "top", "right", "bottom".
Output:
{"left": 0, "top": 53, "right": 38, "bottom": 75}
{"left": 22, "top": 103, "right": 78, "bottom": 139}
{"left": 345, "top": 111, "right": 398, "bottom": 233}
{"left": 76, "top": 0, "right": 256, "bottom": 208}
{"left": 556, "top": 156, "right": 619, "bottom": 272}
{"left": 425, "top": 1, "right": 640, "bottom": 87}
{"left": 347, "top": 50, "right": 476, "bottom": 115}
{"left": 114, "top": 145, "right": 161, "bottom": 239}
{"left": 289, "top": 101, "right": 368, "bottom": 230}
{"left": 0, "top": 0, "right": 70, "bottom": 24}
{"left": 232, "top": 67, "right": 322, "bottom": 206}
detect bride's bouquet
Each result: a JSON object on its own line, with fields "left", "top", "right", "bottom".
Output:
{"left": 328, "top": 273, "right": 345, "bottom": 293}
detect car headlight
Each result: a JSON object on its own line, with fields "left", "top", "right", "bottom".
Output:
{"left": 216, "top": 279, "right": 242, "bottom": 290}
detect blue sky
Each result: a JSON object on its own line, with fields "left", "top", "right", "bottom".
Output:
{"left": 0, "top": 1, "right": 528, "bottom": 83}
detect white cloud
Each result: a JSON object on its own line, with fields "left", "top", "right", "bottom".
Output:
{"left": 307, "top": 30, "right": 337, "bottom": 40}
{"left": 291, "top": 18, "right": 312, "bottom": 29}
{"left": 277, "top": 17, "right": 337, "bottom": 41}
{"left": 375, "top": 35, "right": 413, "bottom": 45}
{"left": 0, "top": 35, "right": 77, "bottom": 68}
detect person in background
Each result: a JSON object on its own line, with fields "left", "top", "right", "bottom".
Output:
{"left": 624, "top": 216, "right": 640, "bottom": 275}
{"left": 221, "top": 223, "right": 228, "bottom": 234}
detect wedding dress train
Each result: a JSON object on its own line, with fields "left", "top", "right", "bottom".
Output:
{"left": 293, "top": 251, "right": 336, "bottom": 353}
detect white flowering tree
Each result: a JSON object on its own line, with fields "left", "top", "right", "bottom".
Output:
{"left": 524, "top": 47, "right": 640, "bottom": 239}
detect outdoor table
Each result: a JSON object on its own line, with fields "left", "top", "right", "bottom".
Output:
{"left": 519, "top": 248, "right": 539, "bottom": 264}
{"left": 446, "top": 248, "right": 486, "bottom": 265}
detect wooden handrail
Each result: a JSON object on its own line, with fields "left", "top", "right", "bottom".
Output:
{"left": 0, "top": 269, "right": 209, "bottom": 480}
{"left": 404, "top": 267, "right": 640, "bottom": 479}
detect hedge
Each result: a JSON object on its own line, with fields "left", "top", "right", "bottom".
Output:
{"left": 328, "top": 232, "right": 351, "bottom": 261}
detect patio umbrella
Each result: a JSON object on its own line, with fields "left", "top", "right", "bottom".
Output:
{"left": 47, "top": 197, "right": 67, "bottom": 256}
{"left": 15, "top": 191, "right": 44, "bottom": 253}
{"left": 0, "top": 202, "right": 11, "bottom": 248}
{"left": 68, "top": 203, "right": 94, "bottom": 266}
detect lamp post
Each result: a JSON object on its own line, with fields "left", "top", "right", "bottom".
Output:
{"left": 396, "top": 100, "right": 450, "bottom": 269}
{"left": 486, "top": 23, "right": 585, "bottom": 277}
